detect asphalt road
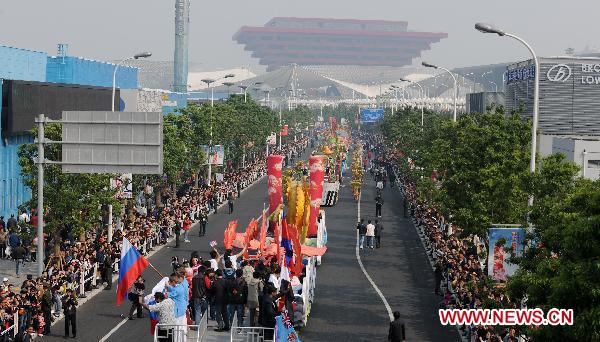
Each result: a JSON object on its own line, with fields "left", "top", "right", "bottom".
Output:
{"left": 300, "top": 165, "right": 460, "bottom": 342}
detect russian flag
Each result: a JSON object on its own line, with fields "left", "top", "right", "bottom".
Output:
{"left": 280, "top": 220, "right": 293, "bottom": 267}
{"left": 116, "top": 238, "right": 150, "bottom": 305}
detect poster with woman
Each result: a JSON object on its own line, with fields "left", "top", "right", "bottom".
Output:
{"left": 487, "top": 226, "right": 525, "bottom": 282}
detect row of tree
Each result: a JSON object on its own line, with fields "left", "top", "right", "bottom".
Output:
{"left": 17, "top": 95, "right": 315, "bottom": 253}
{"left": 380, "top": 106, "right": 599, "bottom": 341}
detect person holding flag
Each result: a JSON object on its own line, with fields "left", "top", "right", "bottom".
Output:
{"left": 116, "top": 238, "right": 150, "bottom": 307}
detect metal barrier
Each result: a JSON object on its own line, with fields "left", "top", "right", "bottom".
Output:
{"left": 153, "top": 323, "right": 201, "bottom": 342}
{"left": 230, "top": 327, "right": 274, "bottom": 342}
{"left": 197, "top": 312, "right": 208, "bottom": 342}
{"left": 0, "top": 313, "right": 19, "bottom": 338}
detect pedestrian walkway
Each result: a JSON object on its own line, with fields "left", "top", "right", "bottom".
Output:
{"left": 0, "top": 257, "right": 37, "bottom": 284}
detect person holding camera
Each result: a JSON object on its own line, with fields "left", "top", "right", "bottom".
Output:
{"left": 62, "top": 289, "right": 78, "bottom": 338}
{"left": 128, "top": 276, "right": 145, "bottom": 320}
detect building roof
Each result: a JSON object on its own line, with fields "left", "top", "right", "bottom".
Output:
{"left": 233, "top": 17, "right": 447, "bottom": 71}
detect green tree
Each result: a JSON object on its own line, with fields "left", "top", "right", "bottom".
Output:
{"left": 508, "top": 154, "right": 600, "bottom": 341}
{"left": 18, "top": 124, "right": 120, "bottom": 252}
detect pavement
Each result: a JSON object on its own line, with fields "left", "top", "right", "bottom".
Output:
{"left": 0, "top": 256, "right": 38, "bottom": 285}
{"left": 300, "top": 165, "right": 460, "bottom": 341}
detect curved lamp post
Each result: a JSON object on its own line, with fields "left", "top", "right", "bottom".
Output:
{"left": 399, "top": 78, "right": 425, "bottom": 127}
{"left": 475, "top": 22, "right": 540, "bottom": 184}
{"left": 112, "top": 52, "right": 152, "bottom": 112}
{"left": 422, "top": 61, "right": 457, "bottom": 122}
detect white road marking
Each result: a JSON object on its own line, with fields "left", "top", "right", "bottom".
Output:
{"left": 356, "top": 185, "right": 394, "bottom": 322}
{"left": 98, "top": 317, "right": 129, "bottom": 342}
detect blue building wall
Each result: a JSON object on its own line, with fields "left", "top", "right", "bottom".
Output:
{"left": 0, "top": 45, "right": 47, "bottom": 81}
{"left": 46, "top": 56, "right": 138, "bottom": 89}
{"left": 0, "top": 46, "right": 47, "bottom": 218}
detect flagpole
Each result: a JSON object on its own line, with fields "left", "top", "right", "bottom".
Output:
{"left": 148, "top": 263, "right": 165, "bottom": 278}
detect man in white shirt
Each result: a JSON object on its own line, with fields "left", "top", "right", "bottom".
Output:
{"left": 365, "top": 220, "right": 376, "bottom": 250}
{"left": 268, "top": 267, "right": 281, "bottom": 291}
{"left": 18, "top": 211, "right": 30, "bottom": 223}
{"left": 141, "top": 292, "right": 176, "bottom": 340}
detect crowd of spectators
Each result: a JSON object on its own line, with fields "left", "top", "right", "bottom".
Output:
{"left": 387, "top": 156, "right": 522, "bottom": 342}
{"left": 0, "top": 137, "right": 308, "bottom": 339}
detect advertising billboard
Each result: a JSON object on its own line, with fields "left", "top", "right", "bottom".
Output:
{"left": 201, "top": 145, "right": 225, "bottom": 165}
{"left": 360, "top": 108, "right": 384, "bottom": 123}
{"left": 1, "top": 80, "right": 117, "bottom": 137}
{"left": 487, "top": 226, "right": 525, "bottom": 282}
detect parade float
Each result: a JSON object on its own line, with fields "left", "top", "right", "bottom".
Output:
{"left": 224, "top": 154, "right": 328, "bottom": 328}
{"left": 319, "top": 118, "right": 351, "bottom": 207}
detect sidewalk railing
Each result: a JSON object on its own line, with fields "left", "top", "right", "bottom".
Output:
{"left": 0, "top": 313, "right": 19, "bottom": 338}
{"left": 153, "top": 323, "right": 201, "bottom": 342}
{"left": 230, "top": 327, "right": 274, "bottom": 342}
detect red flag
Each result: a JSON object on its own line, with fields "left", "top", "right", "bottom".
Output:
{"left": 274, "top": 219, "right": 282, "bottom": 266}
{"left": 224, "top": 220, "right": 238, "bottom": 249}
{"left": 244, "top": 219, "right": 258, "bottom": 259}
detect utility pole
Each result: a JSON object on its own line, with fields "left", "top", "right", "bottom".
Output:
{"left": 35, "top": 114, "right": 45, "bottom": 277}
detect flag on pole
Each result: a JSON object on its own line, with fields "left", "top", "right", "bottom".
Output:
{"left": 116, "top": 238, "right": 150, "bottom": 305}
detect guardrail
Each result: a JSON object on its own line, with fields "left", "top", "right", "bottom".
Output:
{"left": 153, "top": 323, "right": 201, "bottom": 342}
{"left": 230, "top": 326, "right": 274, "bottom": 342}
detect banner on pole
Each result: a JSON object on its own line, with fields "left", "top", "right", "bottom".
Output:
{"left": 487, "top": 226, "right": 525, "bottom": 282}
{"left": 201, "top": 145, "right": 225, "bottom": 165}
{"left": 267, "top": 133, "right": 277, "bottom": 145}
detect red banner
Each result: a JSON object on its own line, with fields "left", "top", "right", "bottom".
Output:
{"left": 288, "top": 223, "right": 303, "bottom": 276}
{"left": 280, "top": 124, "right": 288, "bottom": 137}
{"left": 308, "top": 155, "right": 325, "bottom": 236}
{"left": 259, "top": 211, "right": 267, "bottom": 253}
{"left": 267, "top": 155, "right": 284, "bottom": 218}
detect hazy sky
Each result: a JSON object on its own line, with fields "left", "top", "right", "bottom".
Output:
{"left": 1, "top": 0, "right": 598, "bottom": 73}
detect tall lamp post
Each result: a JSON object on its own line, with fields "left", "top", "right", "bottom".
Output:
{"left": 112, "top": 52, "right": 152, "bottom": 112}
{"left": 422, "top": 61, "right": 458, "bottom": 122}
{"left": 238, "top": 85, "right": 248, "bottom": 103}
{"left": 475, "top": 23, "right": 540, "bottom": 190}
{"left": 399, "top": 78, "right": 425, "bottom": 127}
{"left": 223, "top": 81, "right": 235, "bottom": 97}
{"left": 201, "top": 73, "right": 235, "bottom": 186}
{"left": 109, "top": 52, "right": 151, "bottom": 245}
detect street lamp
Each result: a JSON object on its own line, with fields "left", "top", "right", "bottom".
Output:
{"left": 238, "top": 85, "right": 249, "bottom": 102}
{"left": 112, "top": 52, "right": 152, "bottom": 112}
{"left": 201, "top": 73, "right": 235, "bottom": 186}
{"left": 399, "top": 78, "right": 425, "bottom": 127}
{"left": 475, "top": 22, "right": 540, "bottom": 182}
{"left": 422, "top": 61, "right": 457, "bottom": 122}
{"left": 223, "top": 81, "right": 235, "bottom": 97}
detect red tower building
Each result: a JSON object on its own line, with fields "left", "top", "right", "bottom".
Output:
{"left": 233, "top": 17, "right": 448, "bottom": 71}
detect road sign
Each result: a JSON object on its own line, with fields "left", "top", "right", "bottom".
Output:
{"left": 360, "top": 108, "right": 384, "bottom": 123}
{"left": 61, "top": 111, "right": 163, "bottom": 174}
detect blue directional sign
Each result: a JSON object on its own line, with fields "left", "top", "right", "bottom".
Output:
{"left": 360, "top": 108, "right": 384, "bottom": 123}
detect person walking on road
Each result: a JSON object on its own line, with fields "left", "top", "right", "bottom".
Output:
{"left": 12, "top": 242, "right": 26, "bottom": 277}
{"left": 374, "top": 220, "right": 383, "bottom": 248}
{"left": 434, "top": 261, "right": 444, "bottom": 296}
{"left": 227, "top": 193, "right": 235, "bottom": 214}
{"left": 199, "top": 210, "right": 208, "bottom": 237}
{"left": 365, "top": 220, "right": 375, "bottom": 250}
{"left": 356, "top": 219, "right": 366, "bottom": 250}
{"left": 388, "top": 311, "right": 406, "bottom": 342}
{"left": 63, "top": 289, "right": 78, "bottom": 339}
{"left": 212, "top": 269, "right": 230, "bottom": 332}
{"left": 375, "top": 194, "right": 384, "bottom": 218}
{"left": 191, "top": 267, "right": 209, "bottom": 327}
